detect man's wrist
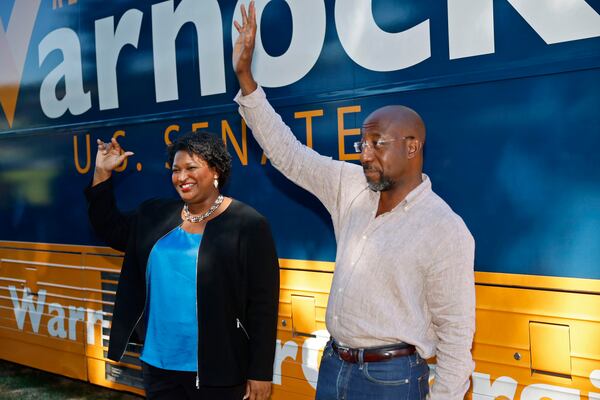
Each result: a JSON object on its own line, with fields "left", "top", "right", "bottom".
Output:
{"left": 237, "top": 72, "right": 258, "bottom": 96}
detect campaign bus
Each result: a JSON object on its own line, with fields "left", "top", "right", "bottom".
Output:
{"left": 1, "top": 1, "right": 599, "bottom": 398}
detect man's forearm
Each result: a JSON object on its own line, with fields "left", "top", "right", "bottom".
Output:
{"left": 235, "top": 87, "right": 350, "bottom": 215}
{"left": 237, "top": 71, "right": 257, "bottom": 96}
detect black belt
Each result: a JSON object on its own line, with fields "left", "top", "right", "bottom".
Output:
{"left": 331, "top": 340, "right": 416, "bottom": 363}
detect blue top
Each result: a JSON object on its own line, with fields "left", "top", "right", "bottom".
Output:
{"left": 140, "top": 226, "right": 202, "bottom": 371}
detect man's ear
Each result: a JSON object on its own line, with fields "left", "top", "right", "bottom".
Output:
{"left": 407, "top": 140, "right": 420, "bottom": 159}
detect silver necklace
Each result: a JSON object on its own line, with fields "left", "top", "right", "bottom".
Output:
{"left": 183, "top": 195, "right": 224, "bottom": 223}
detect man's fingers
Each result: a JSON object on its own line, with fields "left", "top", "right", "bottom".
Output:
{"left": 234, "top": 20, "right": 242, "bottom": 33}
{"left": 249, "top": 0, "right": 256, "bottom": 26}
{"left": 241, "top": 3, "right": 248, "bottom": 26}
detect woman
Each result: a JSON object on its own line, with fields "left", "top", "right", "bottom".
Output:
{"left": 84, "top": 132, "right": 279, "bottom": 400}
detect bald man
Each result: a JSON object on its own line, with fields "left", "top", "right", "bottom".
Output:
{"left": 232, "top": 3, "right": 475, "bottom": 399}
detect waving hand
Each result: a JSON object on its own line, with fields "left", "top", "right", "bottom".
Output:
{"left": 92, "top": 138, "right": 134, "bottom": 186}
{"left": 233, "top": 1, "right": 258, "bottom": 95}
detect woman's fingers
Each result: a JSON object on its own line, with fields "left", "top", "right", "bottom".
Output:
{"left": 111, "top": 137, "right": 121, "bottom": 152}
{"left": 97, "top": 139, "right": 111, "bottom": 155}
{"left": 117, "top": 151, "right": 134, "bottom": 164}
{"left": 245, "top": 380, "right": 270, "bottom": 400}
{"left": 96, "top": 138, "right": 133, "bottom": 160}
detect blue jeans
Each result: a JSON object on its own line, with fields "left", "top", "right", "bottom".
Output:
{"left": 315, "top": 341, "right": 430, "bottom": 400}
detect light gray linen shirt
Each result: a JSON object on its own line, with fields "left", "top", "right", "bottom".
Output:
{"left": 236, "top": 87, "right": 475, "bottom": 399}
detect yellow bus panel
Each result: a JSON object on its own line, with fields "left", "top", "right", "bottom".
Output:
{"left": 2, "top": 241, "right": 600, "bottom": 400}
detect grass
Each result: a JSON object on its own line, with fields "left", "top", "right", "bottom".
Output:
{"left": 0, "top": 360, "right": 142, "bottom": 400}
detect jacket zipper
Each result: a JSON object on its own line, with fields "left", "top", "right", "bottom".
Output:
{"left": 195, "top": 243, "right": 200, "bottom": 389}
{"left": 117, "top": 227, "right": 176, "bottom": 362}
{"left": 236, "top": 318, "right": 250, "bottom": 340}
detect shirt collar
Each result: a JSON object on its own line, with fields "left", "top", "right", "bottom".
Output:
{"left": 405, "top": 174, "right": 431, "bottom": 204}
{"left": 390, "top": 173, "right": 432, "bottom": 213}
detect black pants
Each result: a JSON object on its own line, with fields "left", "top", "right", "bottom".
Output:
{"left": 142, "top": 362, "right": 246, "bottom": 400}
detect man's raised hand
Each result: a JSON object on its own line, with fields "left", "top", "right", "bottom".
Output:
{"left": 233, "top": 1, "right": 258, "bottom": 95}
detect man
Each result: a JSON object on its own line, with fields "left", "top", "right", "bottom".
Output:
{"left": 233, "top": 2, "right": 475, "bottom": 399}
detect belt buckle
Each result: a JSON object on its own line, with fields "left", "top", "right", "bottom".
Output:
{"left": 337, "top": 345, "right": 355, "bottom": 361}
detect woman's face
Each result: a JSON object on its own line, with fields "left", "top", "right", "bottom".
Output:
{"left": 171, "top": 150, "right": 218, "bottom": 204}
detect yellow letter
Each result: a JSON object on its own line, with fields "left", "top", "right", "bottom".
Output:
{"left": 337, "top": 105, "right": 361, "bottom": 161}
{"left": 164, "top": 124, "right": 179, "bottom": 145}
{"left": 164, "top": 124, "right": 180, "bottom": 169}
{"left": 295, "top": 109, "right": 324, "bottom": 148}
{"left": 222, "top": 119, "right": 247, "bottom": 166}
{"left": 112, "top": 130, "right": 127, "bottom": 172}
{"left": 192, "top": 122, "right": 208, "bottom": 132}
{"left": 73, "top": 134, "right": 90, "bottom": 174}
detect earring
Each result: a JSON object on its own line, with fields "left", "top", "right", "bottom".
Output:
{"left": 213, "top": 177, "right": 219, "bottom": 189}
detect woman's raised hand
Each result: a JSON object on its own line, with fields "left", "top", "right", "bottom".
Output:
{"left": 92, "top": 138, "right": 134, "bottom": 186}
{"left": 233, "top": 1, "right": 258, "bottom": 95}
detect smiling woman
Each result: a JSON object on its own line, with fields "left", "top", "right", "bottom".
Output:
{"left": 83, "top": 131, "right": 280, "bottom": 400}
{"left": 167, "top": 132, "right": 232, "bottom": 219}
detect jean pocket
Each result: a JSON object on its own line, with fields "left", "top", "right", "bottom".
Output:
{"left": 362, "top": 357, "right": 411, "bottom": 385}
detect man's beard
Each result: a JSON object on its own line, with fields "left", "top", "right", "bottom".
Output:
{"left": 365, "top": 169, "right": 394, "bottom": 192}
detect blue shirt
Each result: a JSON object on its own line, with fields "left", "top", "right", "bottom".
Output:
{"left": 140, "top": 226, "right": 202, "bottom": 371}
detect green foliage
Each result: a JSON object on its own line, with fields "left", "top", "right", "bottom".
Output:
{"left": 0, "top": 360, "right": 141, "bottom": 400}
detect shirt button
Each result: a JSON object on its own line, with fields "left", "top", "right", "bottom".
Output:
{"left": 362, "top": 235, "right": 367, "bottom": 240}
{"left": 338, "top": 288, "right": 343, "bottom": 293}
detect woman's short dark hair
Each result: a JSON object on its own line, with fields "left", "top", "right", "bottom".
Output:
{"left": 167, "top": 131, "right": 232, "bottom": 188}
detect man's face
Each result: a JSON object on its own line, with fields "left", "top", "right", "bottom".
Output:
{"left": 359, "top": 116, "right": 410, "bottom": 192}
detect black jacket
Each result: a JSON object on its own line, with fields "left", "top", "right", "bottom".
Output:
{"left": 84, "top": 178, "right": 279, "bottom": 385}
